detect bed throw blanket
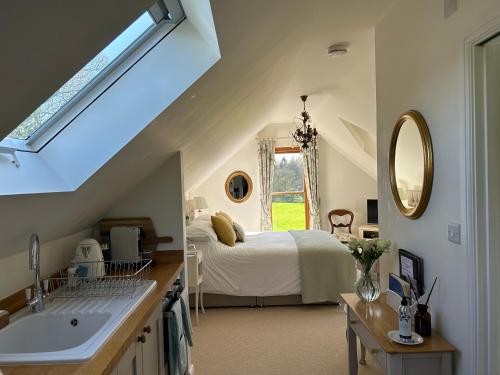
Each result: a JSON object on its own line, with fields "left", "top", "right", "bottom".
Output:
{"left": 289, "top": 230, "right": 356, "bottom": 304}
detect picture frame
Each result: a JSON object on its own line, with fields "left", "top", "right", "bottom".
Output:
{"left": 398, "top": 249, "right": 425, "bottom": 298}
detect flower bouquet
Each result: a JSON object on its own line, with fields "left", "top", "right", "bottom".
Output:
{"left": 347, "top": 238, "right": 391, "bottom": 302}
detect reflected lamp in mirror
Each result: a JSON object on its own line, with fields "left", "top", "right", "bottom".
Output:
{"left": 225, "top": 171, "right": 253, "bottom": 203}
{"left": 193, "top": 196, "right": 208, "bottom": 213}
{"left": 389, "top": 110, "right": 433, "bottom": 219}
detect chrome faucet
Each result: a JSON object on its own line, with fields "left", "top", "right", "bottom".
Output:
{"left": 26, "top": 233, "right": 44, "bottom": 313}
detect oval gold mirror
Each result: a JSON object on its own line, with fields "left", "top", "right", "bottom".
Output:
{"left": 225, "top": 171, "right": 253, "bottom": 203}
{"left": 389, "top": 110, "right": 433, "bottom": 219}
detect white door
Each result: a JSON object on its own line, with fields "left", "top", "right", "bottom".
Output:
{"left": 115, "top": 340, "right": 144, "bottom": 375}
{"left": 473, "top": 33, "right": 500, "bottom": 375}
{"left": 484, "top": 34, "right": 500, "bottom": 375}
{"left": 141, "top": 303, "right": 165, "bottom": 375}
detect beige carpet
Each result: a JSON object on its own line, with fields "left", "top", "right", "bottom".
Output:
{"left": 190, "top": 305, "right": 382, "bottom": 375}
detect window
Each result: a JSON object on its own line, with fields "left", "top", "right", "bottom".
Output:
{"left": 6, "top": 12, "right": 158, "bottom": 142}
{"left": 272, "top": 147, "right": 309, "bottom": 231}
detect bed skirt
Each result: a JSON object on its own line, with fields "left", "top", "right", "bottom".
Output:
{"left": 189, "top": 293, "right": 337, "bottom": 308}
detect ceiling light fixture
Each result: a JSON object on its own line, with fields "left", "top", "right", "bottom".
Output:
{"left": 292, "top": 95, "right": 318, "bottom": 150}
{"left": 327, "top": 43, "right": 348, "bottom": 57}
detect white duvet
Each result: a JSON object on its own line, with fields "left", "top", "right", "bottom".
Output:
{"left": 193, "top": 231, "right": 301, "bottom": 296}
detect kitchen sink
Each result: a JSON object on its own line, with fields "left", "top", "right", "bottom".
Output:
{"left": 0, "top": 280, "right": 156, "bottom": 364}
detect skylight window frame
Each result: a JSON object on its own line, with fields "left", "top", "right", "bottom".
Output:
{"left": 3, "top": 10, "right": 167, "bottom": 151}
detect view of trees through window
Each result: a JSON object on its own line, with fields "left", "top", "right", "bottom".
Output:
{"left": 272, "top": 150, "right": 308, "bottom": 231}
{"left": 7, "top": 12, "right": 155, "bottom": 141}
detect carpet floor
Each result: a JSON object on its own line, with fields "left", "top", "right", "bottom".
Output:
{"left": 190, "top": 305, "right": 383, "bottom": 375}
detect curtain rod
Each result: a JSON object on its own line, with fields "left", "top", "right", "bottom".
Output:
{"left": 254, "top": 136, "right": 292, "bottom": 140}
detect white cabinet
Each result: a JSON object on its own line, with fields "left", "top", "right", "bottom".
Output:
{"left": 115, "top": 340, "right": 144, "bottom": 375}
{"left": 114, "top": 302, "right": 165, "bottom": 375}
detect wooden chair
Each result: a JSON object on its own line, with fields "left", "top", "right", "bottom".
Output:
{"left": 328, "top": 209, "right": 354, "bottom": 234}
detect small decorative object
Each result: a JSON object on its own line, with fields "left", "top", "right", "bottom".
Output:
{"left": 387, "top": 330, "right": 424, "bottom": 345}
{"left": 399, "top": 249, "right": 425, "bottom": 299}
{"left": 415, "top": 304, "right": 432, "bottom": 337}
{"left": 291, "top": 95, "right": 318, "bottom": 150}
{"left": 398, "top": 296, "right": 412, "bottom": 341}
{"left": 415, "top": 276, "right": 437, "bottom": 337}
{"left": 348, "top": 238, "right": 391, "bottom": 302}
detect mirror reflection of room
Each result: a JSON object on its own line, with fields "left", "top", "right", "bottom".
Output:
{"left": 395, "top": 119, "right": 424, "bottom": 209}
{"left": 228, "top": 175, "right": 249, "bottom": 200}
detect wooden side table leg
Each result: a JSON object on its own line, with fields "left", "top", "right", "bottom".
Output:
{"left": 195, "top": 284, "right": 199, "bottom": 325}
{"left": 347, "top": 316, "right": 358, "bottom": 375}
{"left": 359, "top": 343, "right": 366, "bottom": 365}
{"left": 200, "top": 283, "right": 205, "bottom": 314}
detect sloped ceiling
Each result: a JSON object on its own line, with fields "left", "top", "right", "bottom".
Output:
{"left": 0, "top": 0, "right": 394, "bottom": 256}
{"left": 177, "top": 0, "right": 394, "bottom": 189}
{"left": 0, "top": 0, "right": 155, "bottom": 139}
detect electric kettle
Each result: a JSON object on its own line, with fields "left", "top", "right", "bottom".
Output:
{"left": 74, "top": 239, "right": 105, "bottom": 278}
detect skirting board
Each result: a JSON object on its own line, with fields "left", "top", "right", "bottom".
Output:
{"left": 189, "top": 293, "right": 337, "bottom": 308}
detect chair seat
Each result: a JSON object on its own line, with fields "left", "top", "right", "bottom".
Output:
{"left": 333, "top": 232, "right": 357, "bottom": 244}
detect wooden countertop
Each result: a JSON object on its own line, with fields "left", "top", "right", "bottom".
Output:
{"left": 0, "top": 260, "right": 184, "bottom": 375}
{"left": 341, "top": 293, "right": 456, "bottom": 354}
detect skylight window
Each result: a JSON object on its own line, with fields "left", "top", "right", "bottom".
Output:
{"left": 7, "top": 12, "right": 156, "bottom": 141}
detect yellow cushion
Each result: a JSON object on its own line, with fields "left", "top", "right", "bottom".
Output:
{"left": 216, "top": 211, "right": 233, "bottom": 225}
{"left": 211, "top": 215, "right": 237, "bottom": 246}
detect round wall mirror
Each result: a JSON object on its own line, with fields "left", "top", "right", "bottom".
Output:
{"left": 225, "top": 171, "right": 253, "bottom": 203}
{"left": 389, "top": 110, "right": 433, "bottom": 219}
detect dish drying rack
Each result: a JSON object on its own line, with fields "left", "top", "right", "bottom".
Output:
{"left": 45, "top": 259, "right": 152, "bottom": 298}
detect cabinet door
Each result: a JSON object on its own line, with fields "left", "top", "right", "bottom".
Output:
{"left": 141, "top": 302, "right": 165, "bottom": 375}
{"left": 115, "top": 340, "right": 143, "bottom": 375}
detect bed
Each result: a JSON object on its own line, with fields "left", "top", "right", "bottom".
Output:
{"left": 187, "top": 220, "right": 356, "bottom": 306}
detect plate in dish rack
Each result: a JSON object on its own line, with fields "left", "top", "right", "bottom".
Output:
{"left": 387, "top": 331, "right": 424, "bottom": 345}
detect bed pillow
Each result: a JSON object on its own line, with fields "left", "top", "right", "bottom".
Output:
{"left": 233, "top": 221, "right": 246, "bottom": 242}
{"left": 216, "top": 211, "right": 233, "bottom": 225}
{"left": 189, "top": 220, "right": 218, "bottom": 241}
{"left": 211, "top": 215, "right": 237, "bottom": 246}
{"left": 186, "top": 225, "right": 212, "bottom": 242}
{"left": 193, "top": 214, "right": 212, "bottom": 222}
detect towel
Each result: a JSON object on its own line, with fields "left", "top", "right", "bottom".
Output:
{"left": 180, "top": 288, "right": 194, "bottom": 347}
{"left": 166, "top": 300, "right": 188, "bottom": 375}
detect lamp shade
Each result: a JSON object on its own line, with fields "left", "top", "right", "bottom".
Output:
{"left": 193, "top": 196, "right": 208, "bottom": 210}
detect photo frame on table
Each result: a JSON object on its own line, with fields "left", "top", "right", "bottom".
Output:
{"left": 398, "top": 249, "right": 424, "bottom": 299}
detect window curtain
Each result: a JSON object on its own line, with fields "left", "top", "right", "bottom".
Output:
{"left": 257, "top": 139, "right": 275, "bottom": 231}
{"left": 303, "top": 141, "right": 321, "bottom": 230}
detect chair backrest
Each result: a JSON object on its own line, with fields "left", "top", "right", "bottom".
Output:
{"left": 328, "top": 209, "right": 354, "bottom": 234}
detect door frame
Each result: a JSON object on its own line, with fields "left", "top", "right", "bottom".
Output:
{"left": 273, "top": 146, "right": 310, "bottom": 229}
{"left": 464, "top": 16, "right": 500, "bottom": 375}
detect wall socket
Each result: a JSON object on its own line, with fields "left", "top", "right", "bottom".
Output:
{"left": 448, "top": 223, "right": 461, "bottom": 244}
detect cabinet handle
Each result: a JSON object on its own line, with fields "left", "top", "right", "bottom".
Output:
{"left": 137, "top": 334, "right": 147, "bottom": 344}
{"left": 369, "top": 348, "right": 380, "bottom": 354}
{"left": 349, "top": 320, "right": 358, "bottom": 324}
{"left": 143, "top": 325, "right": 152, "bottom": 334}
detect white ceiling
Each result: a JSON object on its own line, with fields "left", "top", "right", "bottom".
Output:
{"left": 175, "top": 0, "right": 395, "bottom": 189}
{"left": 0, "top": 0, "right": 395, "bottom": 255}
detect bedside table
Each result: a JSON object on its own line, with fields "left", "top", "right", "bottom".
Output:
{"left": 187, "top": 249, "right": 204, "bottom": 325}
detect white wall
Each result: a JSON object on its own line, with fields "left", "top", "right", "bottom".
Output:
{"left": 0, "top": 229, "right": 91, "bottom": 300}
{"left": 191, "top": 140, "right": 260, "bottom": 231}
{"left": 192, "top": 137, "right": 377, "bottom": 232}
{"left": 375, "top": 1, "right": 500, "bottom": 374}
{"left": 0, "top": 152, "right": 185, "bottom": 301}
{"left": 106, "top": 152, "right": 186, "bottom": 251}
{"left": 318, "top": 138, "right": 377, "bottom": 233}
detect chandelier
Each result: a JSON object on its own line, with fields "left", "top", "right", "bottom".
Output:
{"left": 292, "top": 95, "right": 318, "bottom": 149}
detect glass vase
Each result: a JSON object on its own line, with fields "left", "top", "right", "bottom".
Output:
{"left": 355, "top": 268, "right": 381, "bottom": 303}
